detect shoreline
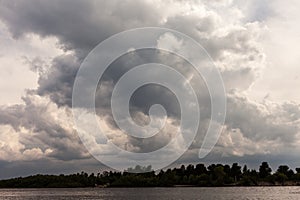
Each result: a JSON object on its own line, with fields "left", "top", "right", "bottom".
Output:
{"left": 1, "top": 184, "right": 300, "bottom": 189}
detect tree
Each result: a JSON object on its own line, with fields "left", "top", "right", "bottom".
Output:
{"left": 287, "top": 169, "right": 295, "bottom": 179}
{"left": 207, "top": 164, "right": 216, "bottom": 175}
{"left": 275, "top": 173, "right": 288, "bottom": 185}
{"left": 2, "top": 162, "right": 300, "bottom": 188}
{"left": 186, "top": 164, "right": 195, "bottom": 176}
{"left": 277, "top": 165, "right": 289, "bottom": 175}
{"left": 243, "top": 165, "right": 249, "bottom": 174}
{"left": 230, "top": 163, "right": 242, "bottom": 181}
{"left": 214, "top": 166, "right": 225, "bottom": 186}
{"left": 159, "top": 169, "right": 176, "bottom": 186}
{"left": 259, "top": 162, "right": 272, "bottom": 179}
{"left": 195, "top": 164, "right": 207, "bottom": 175}
{"left": 179, "top": 165, "right": 186, "bottom": 176}
{"left": 224, "top": 165, "right": 231, "bottom": 175}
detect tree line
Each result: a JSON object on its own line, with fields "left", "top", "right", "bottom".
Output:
{"left": 1, "top": 162, "right": 300, "bottom": 188}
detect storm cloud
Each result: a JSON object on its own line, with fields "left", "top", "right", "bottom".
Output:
{"left": 0, "top": 0, "right": 300, "bottom": 177}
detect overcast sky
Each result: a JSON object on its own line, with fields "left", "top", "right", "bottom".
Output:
{"left": 0, "top": 0, "right": 300, "bottom": 179}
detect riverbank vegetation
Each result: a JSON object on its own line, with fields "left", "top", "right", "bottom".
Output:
{"left": 1, "top": 162, "right": 300, "bottom": 188}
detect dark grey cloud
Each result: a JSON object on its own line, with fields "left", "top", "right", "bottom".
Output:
{"left": 0, "top": 0, "right": 162, "bottom": 56}
{"left": 0, "top": 0, "right": 164, "bottom": 108}
{"left": 0, "top": 0, "right": 262, "bottom": 108}
{"left": 36, "top": 54, "right": 79, "bottom": 107}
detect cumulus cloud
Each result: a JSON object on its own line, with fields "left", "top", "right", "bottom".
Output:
{"left": 0, "top": 93, "right": 89, "bottom": 161}
{"left": 216, "top": 92, "right": 300, "bottom": 156}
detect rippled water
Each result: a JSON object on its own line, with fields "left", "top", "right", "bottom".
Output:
{"left": 0, "top": 187, "right": 300, "bottom": 200}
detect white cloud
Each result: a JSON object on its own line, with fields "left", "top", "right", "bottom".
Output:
{"left": 247, "top": 0, "right": 300, "bottom": 102}
{"left": 0, "top": 124, "right": 54, "bottom": 161}
{"left": 0, "top": 21, "right": 63, "bottom": 105}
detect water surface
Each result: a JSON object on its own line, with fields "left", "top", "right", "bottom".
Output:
{"left": 1, "top": 187, "right": 300, "bottom": 200}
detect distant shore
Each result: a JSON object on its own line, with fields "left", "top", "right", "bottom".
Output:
{"left": 1, "top": 162, "right": 300, "bottom": 188}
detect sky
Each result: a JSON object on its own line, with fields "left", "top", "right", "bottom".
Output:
{"left": 0, "top": 0, "right": 300, "bottom": 179}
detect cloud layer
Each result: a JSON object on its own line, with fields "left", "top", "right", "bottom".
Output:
{"left": 0, "top": 0, "right": 299, "bottom": 177}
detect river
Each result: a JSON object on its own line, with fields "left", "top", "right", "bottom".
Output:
{"left": 1, "top": 187, "right": 300, "bottom": 200}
